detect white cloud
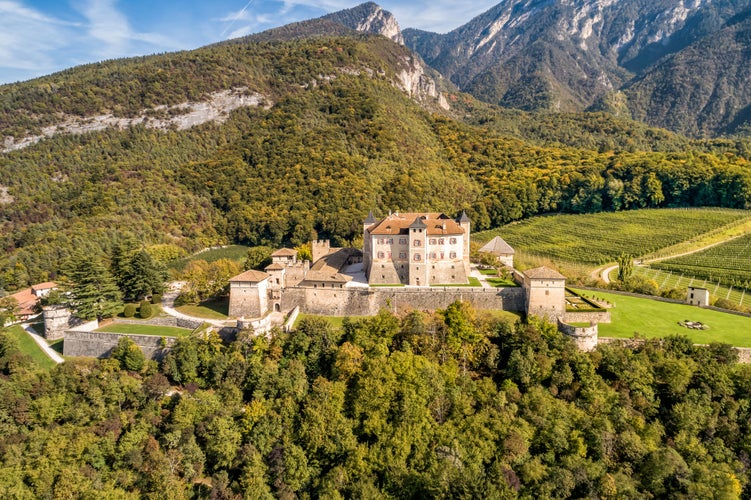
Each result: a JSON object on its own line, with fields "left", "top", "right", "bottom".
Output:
{"left": 0, "top": 1, "right": 75, "bottom": 73}
{"left": 77, "top": 0, "right": 180, "bottom": 59}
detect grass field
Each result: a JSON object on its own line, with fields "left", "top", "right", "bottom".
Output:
{"left": 474, "top": 208, "right": 750, "bottom": 266}
{"left": 4, "top": 325, "right": 56, "bottom": 370}
{"left": 169, "top": 245, "right": 251, "bottom": 271}
{"left": 487, "top": 277, "right": 518, "bottom": 287}
{"left": 572, "top": 289, "right": 751, "bottom": 347}
{"left": 175, "top": 298, "right": 229, "bottom": 319}
{"left": 96, "top": 323, "right": 193, "bottom": 337}
{"left": 651, "top": 233, "right": 751, "bottom": 288}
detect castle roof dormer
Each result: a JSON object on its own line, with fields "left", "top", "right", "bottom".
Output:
{"left": 409, "top": 216, "right": 427, "bottom": 229}
{"left": 457, "top": 210, "right": 470, "bottom": 223}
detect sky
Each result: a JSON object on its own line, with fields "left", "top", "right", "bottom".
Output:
{"left": 0, "top": 0, "right": 500, "bottom": 85}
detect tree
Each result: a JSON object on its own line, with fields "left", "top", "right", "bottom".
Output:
{"left": 617, "top": 253, "right": 634, "bottom": 282}
{"left": 0, "top": 297, "right": 19, "bottom": 326}
{"left": 111, "top": 337, "right": 145, "bottom": 372}
{"left": 121, "top": 250, "right": 167, "bottom": 301}
{"left": 138, "top": 300, "right": 153, "bottom": 319}
{"left": 244, "top": 246, "right": 273, "bottom": 271}
{"left": 63, "top": 253, "right": 122, "bottom": 321}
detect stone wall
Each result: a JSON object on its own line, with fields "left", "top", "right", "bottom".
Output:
{"left": 282, "top": 286, "right": 526, "bottom": 316}
{"left": 42, "top": 306, "right": 74, "bottom": 340}
{"left": 563, "top": 311, "right": 611, "bottom": 324}
{"left": 64, "top": 330, "right": 176, "bottom": 360}
{"left": 558, "top": 319, "right": 598, "bottom": 352}
{"left": 114, "top": 316, "right": 203, "bottom": 330}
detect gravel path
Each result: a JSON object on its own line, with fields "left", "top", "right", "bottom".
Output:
{"left": 22, "top": 323, "right": 64, "bottom": 364}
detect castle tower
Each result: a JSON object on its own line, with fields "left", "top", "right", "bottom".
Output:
{"left": 457, "top": 210, "right": 471, "bottom": 272}
{"left": 408, "top": 216, "right": 428, "bottom": 286}
{"left": 311, "top": 240, "right": 331, "bottom": 263}
{"left": 522, "top": 266, "right": 566, "bottom": 321}
{"left": 363, "top": 211, "right": 377, "bottom": 279}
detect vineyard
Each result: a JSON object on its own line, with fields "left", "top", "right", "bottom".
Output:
{"left": 651, "top": 233, "right": 751, "bottom": 289}
{"left": 474, "top": 208, "right": 751, "bottom": 266}
{"left": 631, "top": 267, "right": 750, "bottom": 308}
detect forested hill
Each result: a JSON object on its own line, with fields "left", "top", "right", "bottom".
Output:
{"left": 0, "top": 32, "right": 751, "bottom": 290}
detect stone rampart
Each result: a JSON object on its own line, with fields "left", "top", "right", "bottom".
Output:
{"left": 563, "top": 311, "right": 611, "bottom": 324}
{"left": 64, "top": 330, "right": 175, "bottom": 360}
{"left": 282, "top": 286, "right": 526, "bottom": 316}
{"left": 558, "top": 319, "right": 598, "bottom": 352}
{"left": 114, "top": 316, "right": 203, "bottom": 330}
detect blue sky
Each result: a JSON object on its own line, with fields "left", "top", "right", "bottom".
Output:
{"left": 0, "top": 0, "right": 500, "bottom": 85}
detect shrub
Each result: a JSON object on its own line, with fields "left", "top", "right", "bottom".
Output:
{"left": 151, "top": 294, "right": 162, "bottom": 305}
{"left": 123, "top": 303, "right": 137, "bottom": 318}
{"left": 139, "top": 300, "right": 153, "bottom": 319}
{"left": 111, "top": 337, "right": 145, "bottom": 372}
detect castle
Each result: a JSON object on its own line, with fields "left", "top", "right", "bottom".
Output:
{"left": 363, "top": 211, "right": 470, "bottom": 286}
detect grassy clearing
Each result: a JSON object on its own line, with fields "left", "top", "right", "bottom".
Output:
{"left": 169, "top": 245, "right": 251, "bottom": 271}
{"left": 96, "top": 323, "right": 193, "bottom": 337}
{"left": 474, "top": 208, "right": 750, "bottom": 266}
{"left": 433, "top": 277, "right": 482, "bottom": 287}
{"left": 572, "top": 289, "right": 751, "bottom": 347}
{"left": 487, "top": 277, "right": 518, "bottom": 287}
{"left": 48, "top": 338, "right": 63, "bottom": 354}
{"left": 175, "top": 298, "right": 229, "bottom": 320}
{"left": 4, "top": 325, "right": 56, "bottom": 370}
{"left": 479, "top": 269, "right": 498, "bottom": 276}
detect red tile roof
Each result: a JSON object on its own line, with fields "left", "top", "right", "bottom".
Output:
{"left": 229, "top": 269, "right": 270, "bottom": 283}
{"left": 524, "top": 267, "right": 566, "bottom": 280}
{"left": 367, "top": 213, "right": 464, "bottom": 236}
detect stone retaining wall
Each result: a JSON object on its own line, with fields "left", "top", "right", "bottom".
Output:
{"left": 564, "top": 311, "right": 611, "bottom": 324}
{"left": 281, "top": 286, "right": 526, "bottom": 316}
{"left": 114, "top": 316, "right": 203, "bottom": 330}
{"left": 64, "top": 330, "right": 175, "bottom": 360}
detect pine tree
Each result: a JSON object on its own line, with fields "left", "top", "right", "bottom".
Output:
{"left": 64, "top": 253, "right": 122, "bottom": 321}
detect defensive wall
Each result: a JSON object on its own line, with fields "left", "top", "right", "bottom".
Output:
{"left": 558, "top": 319, "right": 598, "bottom": 352}
{"left": 64, "top": 330, "right": 176, "bottom": 360}
{"left": 281, "top": 286, "right": 527, "bottom": 316}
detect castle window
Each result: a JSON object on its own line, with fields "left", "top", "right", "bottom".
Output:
{"left": 399, "top": 252, "right": 407, "bottom": 259}
{"left": 377, "top": 251, "right": 384, "bottom": 259}
{"left": 545, "top": 290, "right": 549, "bottom": 295}
{"left": 414, "top": 254, "right": 421, "bottom": 261}
{"left": 440, "top": 252, "right": 445, "bottom": 259}
{"left": 438, "top": 238, "right": 444, "bottom": 244}
{"left": 388, "top": 238, "right": 394, "bottom": 245}
{"left": 399, "top": 238, "right": 406, "bottom": 244}
{"left": 450, "top": 237, "right": 457, "bottom": 244}
{"left": 430, "top": 252, "right": 437, "bottom": 259}
{"left": 429, "top": 238, "right": 436, "bottom": 245}
{"left": 414, "top": 240, "right": 421, "bottom": 246}
{"left": 449, "top": 251, "right": 456, "bottom": 259}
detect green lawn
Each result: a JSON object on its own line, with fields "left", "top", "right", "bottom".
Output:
{"left": 48, "top": 338, "right": 64, "bottom": 354}
{"left": 486, "top": 277, "right": 518, "bottom": 287}
{"left": 4, "top": 325, "right": 57, "bottom": 370}
{"left": 96, "top": 323, "right": 193, "bottom": 337}
{"left": 572, "top": 289, "right": 751, "bottom": 347}
{"left": 479, "top": 269, "right": 498, "bottom": 276}
{"left": 433, "top": 277, "right": 482, "bottom": 287}
{"left": 175, "top": 298, "right": 229, "bottom": 320}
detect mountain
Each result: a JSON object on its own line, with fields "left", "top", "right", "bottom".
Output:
{"left": 403, "top": 0, "right": 751, "bottom": 137}
{"left": 0, "top": 5, "right": 750, "bottom": 288}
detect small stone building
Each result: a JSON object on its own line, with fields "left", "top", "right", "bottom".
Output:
{"left": 522, "top": 266, "right": 566, "bottom": 320}
{"left": 479, "top": 236, "right": 515, "bottom": 268}
{"left": 686, "top": 286, "right": 710, "bottom": 307}
{"left": 228, "top": 270, "right": 270, "bottom": 318}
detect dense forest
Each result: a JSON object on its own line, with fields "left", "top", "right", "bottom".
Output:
{"left": 2, "top": 35, "right": 751, "bottom": 290}
{"left": 0, "top": 306, "right": 749, "bottom": 497}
